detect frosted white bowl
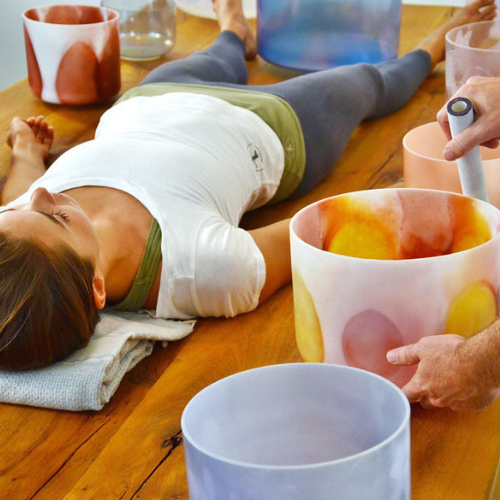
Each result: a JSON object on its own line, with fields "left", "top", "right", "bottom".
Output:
{"left": 181, "top": 363, "right": 410, "bottom": 500}
{"left": 290, "top": 188, "right": 500, "bottom": 387}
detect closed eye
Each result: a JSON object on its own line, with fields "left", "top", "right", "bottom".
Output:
{"left": 51, "top": 210, "right": 71, "bottom": 222}
{"left": 0, "top": 208, "right": 69, "bottom": 229}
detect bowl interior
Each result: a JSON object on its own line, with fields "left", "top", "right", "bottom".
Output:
{"left": 293, "top": 188, "right": 500, "bottom": 261}
{"left": 446, "top": 20, "right": 500, "bottom": 51}
{"left": 404, "top": 122, "right": 500, "bottom": 162}
{"left": 24, "top": 5, "right": 118, "bottom": 25}
{"left": 182, "top": 364, "right": 408, "bottom": 467}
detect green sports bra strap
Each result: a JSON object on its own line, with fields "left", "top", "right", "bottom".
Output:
{"left": 109, "top": 218, "right": 162, "bottom": 312}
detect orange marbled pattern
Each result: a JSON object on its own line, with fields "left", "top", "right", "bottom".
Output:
{"left": 291, "top": 189, "right": 500, "bottom": 387}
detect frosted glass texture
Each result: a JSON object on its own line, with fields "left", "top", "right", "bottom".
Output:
{"left": 291, "top": 188, "right": 500, "bottom": 387}
{"left": 182, "top": 363, "right": 410, "bottom": 500}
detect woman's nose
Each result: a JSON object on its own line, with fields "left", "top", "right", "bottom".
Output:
{"left": 27, "top": 187, "right": 56, "bottom": 210}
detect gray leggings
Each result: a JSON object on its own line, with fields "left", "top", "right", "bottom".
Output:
{"left": 141, "top": 31, "right": 431, "bottom": 197}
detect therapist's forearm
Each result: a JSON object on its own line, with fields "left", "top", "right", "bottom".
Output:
{"left": 461, "top": 318, "right": 500, "bottom": 391}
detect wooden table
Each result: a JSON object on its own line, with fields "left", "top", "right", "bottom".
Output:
{"left": 1, "top": 5, "right": 500, "bottom": 499}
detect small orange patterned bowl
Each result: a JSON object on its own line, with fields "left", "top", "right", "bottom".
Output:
{"left": 23, "top": 5, "right": 121, "bottom": 105}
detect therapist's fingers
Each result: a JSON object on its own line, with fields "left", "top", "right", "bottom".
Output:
{"left": 437, "top": 105, "right": 452, "bottom": 141}
{"left": 480, "top": 138, "right": 500, "bottom": 149}
{"left": 441, "top": 116, "right": 500, "bottom": 160}
{"left": 386, "top": 344, "right": 421, "bottom": 366}
{"left": 400, "top": 377, "right": 426, "bottom": 404}
{"left": 442, "top": 131, "right": 499, "bottom": 161}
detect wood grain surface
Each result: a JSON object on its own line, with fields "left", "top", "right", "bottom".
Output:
{"left": 1, "top": 6, "right": 500, "bottom": 500}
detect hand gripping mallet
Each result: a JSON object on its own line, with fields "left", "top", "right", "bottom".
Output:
{"left": 446, "top": 97, "right": 489, "bottom": 202}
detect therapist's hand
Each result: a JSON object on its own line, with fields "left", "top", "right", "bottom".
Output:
{"left": 387, "top": 333, "right": 500, "bottom": 412}
{"left": 437, "top": 76, "right": 500, "bottom": 160}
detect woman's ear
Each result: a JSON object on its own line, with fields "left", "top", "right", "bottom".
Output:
{"left": 92, "top": 272, "right": 106, "bottom": 310}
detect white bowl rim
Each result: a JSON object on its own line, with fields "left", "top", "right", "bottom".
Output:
{"left": 289, "top": 187, "right": 500, "bottom": 264}
{"left": 181, "top": 362, "right": 410, "bottom": 471}
{"left": 402, "top": 122, "right": 500, "bottom": 164}
{"left": 446, "top": 19, "right": 500, "bottom": 52}
{"left": 23, "top": 5, "right": 120, "bottom": 24}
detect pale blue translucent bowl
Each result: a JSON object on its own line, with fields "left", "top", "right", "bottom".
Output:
{"left": 181, "top": 363, "right": 410, "bottom": 500}
{"left": 257, "top": 0, "right": 402, "bottom": 72}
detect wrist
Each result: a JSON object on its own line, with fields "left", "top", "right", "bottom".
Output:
{"left": 459, "top": 321, "right": 500, "bottom": 391}
{"left": 11, "top": 140, "right": 47, "bottom": 167}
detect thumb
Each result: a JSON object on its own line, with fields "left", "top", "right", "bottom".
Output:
{"left": 386, "top": 344, "right": 421, "bottom": 366}
{"left": 443, "top": 131, "right": 474, "bottom": 161}
{"left": 443, "top": 118, "right": 500, "bottom": 161}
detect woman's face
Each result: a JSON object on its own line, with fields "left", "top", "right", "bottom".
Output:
{"left": 0, "top": 187, "right": 100, "bottom": 261}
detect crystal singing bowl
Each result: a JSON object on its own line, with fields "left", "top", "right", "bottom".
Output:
{"left": 404, "top": 121, "right": 500, "bottom": 208}
{"left": 290, "top": 188, "right": 500, "bottom": 387}
{"left": 182, "top": 364, "right": 410, "bottom": 500}
{"left": 446, "top": 20, "right": 500, "bottom": 98}
{"left": 257, "top": 0, "right": 401, "bottom": 72}
{"left": 23, "top": 5, "right": 121, "bottom": 105}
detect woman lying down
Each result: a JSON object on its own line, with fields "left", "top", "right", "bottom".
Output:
{"left": 0, "top": 0, "right": 493, "bottom": 370}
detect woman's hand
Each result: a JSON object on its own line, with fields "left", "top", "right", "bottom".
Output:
{"left": 387, "top": 329, "right": 500, "bottom": 411}
{"left": 7, "top": 115, "right": 54, "bottom": 162}
{"left": 2, "top": 116, "right": 55, "bottom": 205}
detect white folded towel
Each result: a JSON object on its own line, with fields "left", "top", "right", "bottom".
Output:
{"left": 0, "top": 311, "right": 195, "bottom": 411}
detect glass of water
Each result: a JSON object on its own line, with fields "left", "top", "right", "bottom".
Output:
{"left": 100, "top": 0, "right": 175, "bottom": 61}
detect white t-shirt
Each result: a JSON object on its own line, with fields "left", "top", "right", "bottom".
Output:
{"left": 10, "top": 93, "right": 285, "bottom": 319}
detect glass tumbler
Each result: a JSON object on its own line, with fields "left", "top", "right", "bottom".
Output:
{"left": 100, "top": 0, "right": 175, "bottom": 61}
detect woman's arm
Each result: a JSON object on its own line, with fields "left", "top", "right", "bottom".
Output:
{"left": 249, "top": 219, "right": 292, "bottom": 304}
{"left": 3, "top": 116, "right": 54, "bottom": 205}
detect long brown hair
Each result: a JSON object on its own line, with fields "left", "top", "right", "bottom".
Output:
{"left": 0, "top": 233, "right": 100, "bottom": 370}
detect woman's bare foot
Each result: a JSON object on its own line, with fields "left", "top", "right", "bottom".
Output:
{"left": 212, "top": 0, "right": 257, "bottom": 60}
{"left": 418, "top": 0, "right": 497, "bottom": 69}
